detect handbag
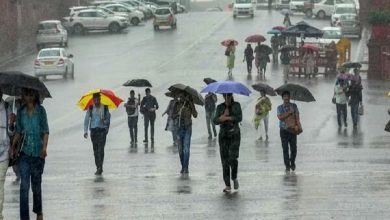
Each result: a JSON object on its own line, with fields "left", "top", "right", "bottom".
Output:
{"left": 385, "top": 120, "right": 390, "bottom": 132}
{"left": 9, "top": 133, "right": 25, "bottom": 167}
{"left": 358, "top": 104, "right": 364, "bottom": 116}
{"left": 285, "top": 113, "right": 303, "bottom": 135}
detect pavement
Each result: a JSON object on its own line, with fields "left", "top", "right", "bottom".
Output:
{"left": 1, "top": 10, "right": 390, "bottom": 219}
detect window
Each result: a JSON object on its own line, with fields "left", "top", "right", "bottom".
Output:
{"left": 155, "top": 9, "right": 170, "bottom": 15}
{"left": 78, "top": 12, "right": 92, "bottom": 17}
{"left": 335, "top": 7, "right": 356, "bottom": 14}
{"left": 117, "top": 6, "right": 129, "bottom": 12}
{"left": 38, "top": 23, "right": 57, "bottom": 30}
{"left": 236, "top": 0, "right": 251, "bottom": 3}
{"left": 324, "top": 0, "right": 333, "bottom": 5}
{"left": 39, "top": 50, "right": 61, "bottom": 57}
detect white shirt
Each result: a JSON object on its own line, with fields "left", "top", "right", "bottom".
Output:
{"left": 0, "top": 101, "right": 9, "bottom": 162}
{"left": 334, "top": 85, "right": 348, "bottom": 104}
{"left": 126, "top": 98, "right": 139, "bottom": 117}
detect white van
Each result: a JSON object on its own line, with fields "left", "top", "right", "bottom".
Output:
{"left": 233, "top": 0, "right": 255, "bottom": 18}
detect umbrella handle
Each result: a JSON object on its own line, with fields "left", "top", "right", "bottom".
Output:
{"left": 13, "top": 97, "right": 16, "bottom": 114}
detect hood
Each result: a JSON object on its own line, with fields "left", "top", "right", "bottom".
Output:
{"left": 234, "top": 3, "right": 253, "bottom": 8}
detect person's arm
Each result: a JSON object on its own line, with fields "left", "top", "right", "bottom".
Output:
{"left": 39, "top": 107, "right": 50, "bottom": 159}
{"left": 154, "top": 97, "right": 159, "bottom": 110}
{"left": 277, "top": 105, "right": 293, "bottom": 121}
{"left": 228, "top": 102, "right": 242, "bottom": 123}
{"left": 190, "top": 102, "right": 198, "bottom": 118}
{"left": 213, "top": 105, "right": 222, "bottom": 125}
{"left": 213, "top": 94, "right": 217, "bottom": 103}
{"left": 84, "top": 110, "right": 90, "bottom": 138}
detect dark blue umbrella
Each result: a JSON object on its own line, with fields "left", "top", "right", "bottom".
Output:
{"left": 201, "top": 81, "right": 251, "bottom": 96}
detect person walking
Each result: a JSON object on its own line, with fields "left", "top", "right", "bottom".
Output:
{"left": 271, "top": 34, "right": 279, "bottom": 64}
{"left": 280, "top": 49, "right": 291, "bottom": 81}
{"left": 283, "top": 13, "right": 292, "bottom": 27}
{"left": 303, "top": 49, "right": 316, "bottom": 79}
{"left": 254, "top": 91, "right": 272, "bottom": 141}
{"left": 84, "top": 93, "right": 111, "bottom": 175}
{"left": 226, "top": 41, "right": 236, "bottom": 78}
{"left": 243, "top": 44, "right": 254, "bottom": 74}
{"left": 334, "top": 79, "right": 348, "bottom": 128}
{"left": 6, "top": 97, "right": 21, "bottom": 181}
{"left": 172, "top": 93, "right": 198, "bottom": 174}
{"left": 213, "top": 93, "right": 242, "bottom": 193}
{"left": 125, "top": 90, "right": 140, "bottom": 144}
{"left": 11, "top": 88, "right": 49, "bottom": 220}
{"left": 162, "top": 96, "right": 178, "bottom": 146}
{"left": 140, "top": 88, "right": 159, "bottom": 143}
{"left": 277, "top": 91, "right": 300, "bottom": 172}
{"left": 347, "top": 79, "right": 362, "bottom": 129}
{"left": 205, "top": 92, "right": 217, "bottom": 139}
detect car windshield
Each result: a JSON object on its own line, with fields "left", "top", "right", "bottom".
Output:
{"left": 39, "top": 50, "right": 61, "bottom": 57}
{"left": 323, "top": 30, "right": 342, "bottom": 39}
{"left": 38, "top": 23, "right": 57, "bottom": 30}
{"left": 236, "top": 0, "right": 251, "bottom": 3}
{"left": 336, "top": 7, "right": 356, "bottom": 14}
{"left": 340, "top": 14, "right": 357, "bottom": 21}
{"left": 155, "top": 9, "right": 170, "bottom": 15}
{"left": 98, "top": 7, "right": 114, "bottom": 14}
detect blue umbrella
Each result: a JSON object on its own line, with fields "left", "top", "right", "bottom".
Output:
{"left": 201, "top": 81, "right": 251, "bottom": 96}
{"left": 267, "top": 29, "right": 281, "bottom": 35}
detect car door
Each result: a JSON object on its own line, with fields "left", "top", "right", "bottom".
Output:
{"left": 323, "top": 0, "right": 334, "bottom": 15}
{"left": 95, "top": 11, "right": 110, "bottom": 29}
{"left": 78, "top": 12, "right": 94, "bottom": 28}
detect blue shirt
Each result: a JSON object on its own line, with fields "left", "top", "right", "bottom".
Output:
{"left": 16, "top": 105, "right": 49, "bottom": 157}
{"left": 84, "top": 105, "right": 110, "bottom": 133}
{"left": 277, "top": 103, "right": 299, "bottom": 130}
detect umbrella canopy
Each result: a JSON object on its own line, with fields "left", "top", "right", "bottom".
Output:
{"left": 245, "top": 35, "right": 266, "bottom": 43}
{"left": 201, "top": 81, "right": 251, "bottom": 96}
{"left": 267, "top": 29, "right": 281, "bottom": 35}
{"left": 123, "top": 79, "right": 152, "bottom": 87}
{"left": 168, "top": 84, "right": 204, "bottom": 106}
{"left": 281, "top": 21, "right": 323, "bottom": 38}
{"left": 302, "top": 44, "right": 320, "bottom": 51}
{"left": 4, "top": 96, "right": 21, "bottom": 103}
{"left": 275, "top": 83, "right": 315, "bottom": 102}
{"left": 77, "top": 89, "right": 123, "bottom": 111}
{"left": 279, "top": 45, "right": 296, "bottom": 52}
{"left": 258, "top": 44, "right": 273, "bottom": 55}
{"left": 342, "top": 62, "right": 362, "bottom": 69}
{"left": 273, "top": 26, "right": 286, "bottom": 31}
{"left": 221, "top": 39, "right": 238, "bottom": 47}
{"left": 165, "top": 91, "right": 175, "bottom": 98}
{"left": 203, "top": 78, "right": 217, "bottom": 85}
{"left": 252, "top": 83, "right": 276, "bottom": 96}
{"left": 0, "top": 71, "right": 51, "bottom": 98}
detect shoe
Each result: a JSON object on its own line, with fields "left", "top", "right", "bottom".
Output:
{"left": 180, "top": 169, "right": 184, "bottom": 174}
{"left": 344, "top": 122, "right": 348, "bottom": 127}
{"left": 223, "top": 187, "right": 231, "bottom": 193}
{"left": 258, "top": 136, "right": 263, "bottom": 141}
{"left": 95, "top": 169, "right": 102, "bottom": 175}
{"left": 184, "top": 168, "right": 189, "bottom": 174}
{"left": 233, "top": 179, "right": 239, "bottom": 190}
{"left": 291, "top": 163, "right": 296, "bottom": 171}
{"left": 285, "top": 166, "right": 290, "bottom": 172}
{"left": 143, "top": 139, "right": 148, "bottom": 143}
{"left": 265, "top": 135, "right": 269, "bottom": 140}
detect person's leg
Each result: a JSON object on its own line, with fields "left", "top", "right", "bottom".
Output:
{"left": 134, "top": 116, "right": 138, "bottom": 142}
{"left": 206, "top": 111, "right": 212, "bottom": 138}
{"left": 342, "top": 104, "right": 348, "bottom": 126}
{"left": 99, "top": 129, "right": 107, "bottom": 172}
{"left": 91, "top": 129, "right": 99, "bottom": 170}
{"left": 128, "top": 117, "right": 134, "bottom": 142}
{"left": 144, "top": 115, "right": 149, "bottom": 141}
{"left": 19, "top": 154, "right": 31, "bottom": 220}
{"left": 212, "top": 117, "right": 217, "bottom": 137}
{"left": 31, "top": 157, "right": 45, "bottom": 218}
{"left": 0, "top": 160, "right": 9, "bottom": 220}
{"left": 289, "top": 133, "right": 297, "bottom": 170}
{"left": 177, "top": 127, "right": 185, "bottom": 171}
{"left": 183, "top": 126, "right": 192, "bottom": 172}
{"left": 230, "top": 133, "right": 240, "bottom": 182}
{"left": 336, "top": 104, "right": 342, "bottom": 127}
{"left": 280, "top": 129, "right": 290, "bottom": 170}
{"left": 351, "top": 104, "right": 358, "bottom": 126}
{"left": 248, "top": 60, "right": 252, "bottom": 73}
{"left": 219, "top": 136, "right": 231, "bottom": 188}
{"left": 150, "top": 114, "right": 156, "bottom": 142}
{"left": 264, "top": 114, "right": 269, "bottom": 139}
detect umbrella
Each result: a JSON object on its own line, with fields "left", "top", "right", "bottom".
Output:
{"left": 0, "top": 71, "right": 51, "bottom": 98}
{"left": 342, "top": 62, "right": 362, "bottom": 69}
{"left": 4, "top": 96, "right": 21, "bottom": 103}
{"left": 252, "top": 83, "right": 277, "bottom": 96}
{"left": 165, "top": 91, "right": 175, "bottom": 98}
{"left": 258, "top": 44, "right": 273, "bottom": 55}
{"left": 302, "top": 44, "right": 320, "bottom": 51}
{"left": 275, "top": 83, "right": 315, "bottom": 102}
{"left": 203, "top": 78, "right": 217, "bottom": 85}
{"left": 221, "top": 39, "right": 238, "bottom": 47}
{"left": 123, "top": 79, "right": 152, "bottom": 87}
{"left": 279, "top": 45, "right": 296, "bottom": 52}
{"left": 245, "top": 35, "right": 266, "bottom": 43}
{"left": 77, "top": 89, "right": 123, "bottom": 111}
{"left": 281, "top": 21, "right": 323, "bottom": 38}
{"left": 168, "top": 84, "right": 204, "bottom": 106}
{"left": 267, "top": 29, "right": 281, "bottom": 35}
{"left": 201, "top": 81, "right": 251, "bottom": 96}
{"left": 273, "top": 26, "right": 286, "bottom": 31}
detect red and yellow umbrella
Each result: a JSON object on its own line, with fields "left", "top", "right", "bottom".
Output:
{"left": 77, "top": 89, "right": 123, "bottom": 111}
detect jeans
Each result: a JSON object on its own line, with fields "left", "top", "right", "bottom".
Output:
{"left": 350, "top": 103, "right": 359, "bottom": 126}
{"left": 246, "top": 60, "right": 252, "bottom": 73}
{"left": 205, "top": 110, "right": 217, "bottom": 138}
{"left": 283, "top": 64, "right": 290, "bottom": 79}
{"left": 0, "top": 160, "right": 8, "bottom": 220}
{"left": 336, "top": 103, "right": 347, "bottom": 126}
{"left": 91, "top": 128, "right": 107, "bottom": 171}
{"left": 177, "top": 125, "right": 192, "bottom": 171}
{"left": 144, "top": 113, "right": 156, "bottom": 141}
{"left": 280, "top": 129, "right": 297, "bottom": 169}
{"left": 19, "top": 153, "right": 45, "bottom": 220}
{"left": 128, "top": 116, "right": 138, "bottom": 142}
{"left": 219, "top": 130, "right": 240, "bottom": 187}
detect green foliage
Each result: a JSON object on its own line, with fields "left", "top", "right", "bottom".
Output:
{"left": 368, "top": 10, "right": 390, "bottom": 25}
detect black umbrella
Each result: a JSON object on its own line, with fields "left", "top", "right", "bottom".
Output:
{"left": 259, "top": 44, "right": 273, "bottom": 55}
{"left": 0, "top": 71, "right": 51, "bottom": 98}
{"left": 123, "top": 79, "right": 152, "bottom": 87}
{"left": 275, "top": 83, "right": 315, "bottom": 102}
{"left": 203, "top": 78, "right": 217, "bottom": 85}
{"left": 252, "top": 83, "right": 277, "bottom": 96}
{"left": 168, "top": 84, "right": 204, "bottom": 106}
{"left": 281, "top": 21, "right": 323, "bottom": 38}
{"left": 342, "top": 62, "right": 362, "bottom": 69}
{"left": 165, "top": 91, "right": 175, "bottom": 98}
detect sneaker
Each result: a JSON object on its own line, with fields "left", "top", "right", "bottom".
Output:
{"left": 223, "top": 187, "right": 231, "bottom": 193}
{"left": 95, "top": 169, "right": 102, "bottom": 175}
{"left": 184, "top": 168, "right": 189, "bottom": 174}
{"left": 285, "top": 166, "right": 290, "bottom": 173}
{"left": 291, "top": 163, "right": 296, "bottom": 171}
{"left": 233, "top": 179, "right": 239, "bottom": 190}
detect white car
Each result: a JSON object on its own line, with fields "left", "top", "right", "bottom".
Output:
{"left": 62, "top": 9, "right": 129, "bottom": 34}
{"left": 153, "top": 7, "right": 176, "bottom": 30}
{"left": 34, "top": 48, "right": 74, "bottom": 79}
{"left": 233, "top": 0, "right": 255, "bottom": 18}
{"left": 289, "top": 0, "right": 307, "bottom": 12}
{"left": 104, "top": 4, "right": 145, "bottom": 25}
{"left": 36, "top": 20, "right": 68, "bottom": 50}
{"left": 331, "top": 4, "right": 357, "bottom": 26}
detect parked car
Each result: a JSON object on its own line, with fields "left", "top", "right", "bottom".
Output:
{"left": 336, "top": 14, "right": 361, "bottom": 38}
{"left": 289, "top": 0, "right": 307, "bottom": 12}
{"left": 89, "top": 1, "right": 117, "bottom": 6}
{"left": 304, "top": 0, "right": 357, "bottom": 19}
{"left": 233, "top": 0, "right": 255, "bottom": 18}
{"left": 117, "top": 0, "right": 154, "bottom": 18}
{"left": 331, "top": 4, "right": 357, "bottom": 26}
{"left": 153, "top": 7, "right": 176, "bottom": 30}
{"left": 62, "top": 9, "right": 129, "bottom": 34}
{"left": 36, "top": 20, "right": 68, "bottom": 50}
{"left": 276, "top": 0, "right": 291, "bottom": 9}
{"left": 144, "top": 2, "right": 158, "bottom": 12}
{"left": 144, "top": 0, "right": 171, "bottom": 7}
{"left": 34, "top": 48, "right": 74, "bottom": 79}
{"left": 104, "top": 4, "right": 145, "bottom": 25}
{"left": 306, "top": 27, "right": 341, "bottom": 47}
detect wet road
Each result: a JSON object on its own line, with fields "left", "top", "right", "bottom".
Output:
{"left": 2, "top": 10, "right": 390, "bottom": 219}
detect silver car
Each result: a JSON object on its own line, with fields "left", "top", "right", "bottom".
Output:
{"left": 337, "top": 14, "right": 362, "bottom": 38}
{"left": 36, "top": 20, "right": 68, "bottom": 50}
{"left": 34, "top": 48, "right": 74, "bottom": 80}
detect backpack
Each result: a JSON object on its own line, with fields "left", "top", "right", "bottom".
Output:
{"left": 205, "top": 96, "right": 216, "bottom": 112}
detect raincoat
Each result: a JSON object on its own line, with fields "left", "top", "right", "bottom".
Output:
{"left": 253, "top": 96, "right": 272, "bottom": 129}
{"left": 226, "top": 46, "right": 236, "bottom": 69}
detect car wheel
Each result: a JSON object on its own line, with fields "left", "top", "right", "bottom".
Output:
{"left": 109, "top": 22, "right": 120, "bottom": 33}
{"left": 305, "top": 9, "right": 313, "bottom": 18}
{"left": 317, "top": 10, "right": 326, "bottom": 19}
{"left": 131, "top": 18, "right": 140, "bottom": 26}
{"left": 73, "top": 24, "right": 84, "bottom": 35}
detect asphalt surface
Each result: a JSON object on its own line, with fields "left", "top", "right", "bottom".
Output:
{"left": 2, "top": 10, "right": 390, "bottom": 219}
